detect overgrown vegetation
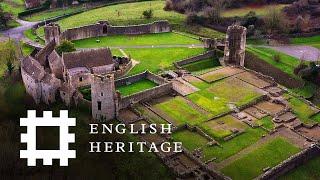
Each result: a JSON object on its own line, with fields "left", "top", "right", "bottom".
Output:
{"left": 55, "top": 40, "right": 76, "bottom": 55}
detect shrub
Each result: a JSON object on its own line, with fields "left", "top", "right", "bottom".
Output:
{"left": 142, "top": 9, "right": 153, "bottom": 19}
{"left": 55, "top": 40, "right": 76, "bottom": 56}
{"left": 273, "top": 54, "right": 281, "bottom": 62}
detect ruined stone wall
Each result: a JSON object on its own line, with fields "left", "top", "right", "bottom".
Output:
{"left": 259, "top": 145, "right": 320, "bottom": 180}
{"left": 119, "top": 83, "right": 173, "bottom": 109}
{"left": 48, "top": 50, "right": 63, "bottom": 79}
{"left": 40, "top": 81, "right": 60, "bottom": 104}
{"left": 106, "top": 21, "right": 171, "bottom": 35}
{"left": 44, "top": 24, "right": 61, "bottom": 45}
{"left": 91, "top": 74, "right": 117, "bottom": 121}
{"left": 61, "top": 24, "right": 104, "bottom": 41}
{"left": 224, "top": 25, "right": 247, "bottom": 66}
{"left": 146, "top": 71, "right": 168, "bottom": 85}
{"left": 114, "top": 60, "right": 133, "bottom": 78}
{"left": 245, "top": 52, "right": 304, "bottom": 88}
{"left": 175, "top": 50, "right": 216, "bottom": 68}
{"left": 67, "top": 70, "right": 92, "bottom": 88}
{"left": 35, "top": 40, "right": 56, "bottom": 66}
{"left": 21, "top": 69, "right": 42, "bottom": 104}
{"left": 91, "top": 64, "right": 115, "bottom": 75}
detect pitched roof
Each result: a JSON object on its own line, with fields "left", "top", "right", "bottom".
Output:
{"left": 22, "top": 56, "right": 45, "bottom": 81}
{"left": 62, "top": 48, "right": 114, "bottom": 70}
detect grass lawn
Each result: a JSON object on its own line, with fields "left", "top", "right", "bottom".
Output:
{"left": 24, "top": 6, "right": 84, "bottom": 22}
{"left": 117, "top": 79, "right": 157, "bottom": 97}
{"left": 202, "top": 127, "right": 266, "bottom": 162}
{"left": 221, "top": 137, "right": 300, "bottom": 180}
{"left": 172, "top": 129, "right": 209, "bottom": 151}
{"left": 182, "top": 58, "right": 221, "bottom": 74}
{"left": 154, "top": 96, "right": 210, "bottom": 126}
{"left": 187, "top": 89, "right": 230, "bottom": 117}
{"left": 199, "top": 115, "right": 247, "bottom": 140}
{"left": 134, "top": 104, "right": 169, "bottom": 125}
{"left": 285, "top": 94, "right": 318, "bottom": 125}
{"left": 21, "top": 42, "right": 35, "bottom": 56}
{"left": 36, "top": 1, "right": 224, "bottom": 39}
{"left": 222, "top": 4, "right": 287, "bottom": 17}
{"left": 24, "top": 29, "right": 45, "bottom": 45}
{"left": 290, "top": 82, "right": 317, "bottom": 99}
{"left": 257, "top": 116, "right": 274, "bottom": 130}
{"left": 124, "top": 47, "right": 206, "bottom": 75}
{"left": 207, "top": 78, "right": 264, "bottom": 107}
{"left": 280, "top": 156, "right": 320, "bottom": 180}
{"left": 73, "top": 32, "right": 201, "bottom": 48}
{"left": 0, "top": 0, "right": 25, "bottom": 16}
{"left": 291, "top": 35, "right": 320, "bottom": 49}
{"left": 247, "top": 46, "right": 301, "bottom": 78}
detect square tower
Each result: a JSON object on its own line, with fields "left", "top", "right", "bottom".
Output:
{"left": 91, "top": 74, "right": 117, "bottom": 122}
{"left": 223, "top": 25, "right": 247, "bottom": 66}
{"left": 44, "top": 23, "right": 61, "bottom": 45}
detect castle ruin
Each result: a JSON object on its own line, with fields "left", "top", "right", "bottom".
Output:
{"left": 223, "top": 25, "right": 247, "bottom": 66}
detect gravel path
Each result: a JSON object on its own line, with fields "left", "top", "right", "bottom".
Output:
{"left": 1, "top": 19, "right": 39, "bottom": 40}
{"left": 265, "top": 45, "right": 320, "bottom": 61}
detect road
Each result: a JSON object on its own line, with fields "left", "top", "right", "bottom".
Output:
{"left": 264, "top": 45, "right": 320, "bottom": 61}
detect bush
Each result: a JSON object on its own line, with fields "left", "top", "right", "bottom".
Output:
{"left": 273, "top": 54, "right": 281, "bottom": 62}
{"left": 18, "top": 0, "right": 51, "bottom": 18}
{"left": 142, "top": 9, "right": 153, "bottom": 19}
{"left": 55, "top": 40, "right": 76, "bottom": 56}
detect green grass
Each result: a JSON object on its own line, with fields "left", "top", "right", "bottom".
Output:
{"left": 36, "top": 1, "right": 225, "bottom": 39}
{"left": 187, "top": 89, "right": 230, "bottom": 116}
{"left": 221, "top": 137, "right": 300, "bottom": 180}
{"left": 285, "top": 94, "right": 318, "bottom": 125}
{"left": 291, "top": 35, "right": 320, "bottom": 49}
{"left": 290, "top": 82, "right": 317, "bottom": 99}
{"left": 172, "top": 129, "right": 209, "bottom": 151}
{"left": 134, "top": 104, "right": 169, "bottom": 125}
{"left": 0, "top": 0, "right": 25, "bottom": 16}
{"left": 124, "top": 47, "right": 206, "bottom": 75}
{"left": 222, "top": 4, "right": 287, "bottom": 17}
{"left": 257, "top": 116, "right": 274, "bottom": 130}
{"left": 73, "top": 32, "right": 201, "bottom": 48}
{"left": 202, "top": 127, "right": 266, "bottom": 162}
{"left": 154, "top": 96, "right": 210, "bottom": 126}
{"left": 207, "top": 78, "right": 263, "bottom": 107}
{"left": 280, "top": 156, "right": 320, "bottom": 180}
{"left": 117, "top": 79, "right": 157, "bottom": 97}
{"left": 247, "top": 46, "right": 301, "bottom": 78}
{"left": 21, "top": 42, "right": 35, "bottom": 56}
{"left": 311, "top": 113, "right": 320, "bottom": 123}
{"left": 24, "top": 29, "right": 45, "bottom": 45}
{"left": 182, "top": 58, "right": 221, "bottom": 73}
{"left": 24, "top": 6, "right": 84, "bottom": 22}
{"left": 199, "top": 115, "right": 247, "bottom": 140}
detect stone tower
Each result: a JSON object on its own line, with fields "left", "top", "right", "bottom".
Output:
{"left": 44, "top": 23, "right": 61, "bottom": 45}
{"left": 223, "top": 25, "right": 247, "bottom": 66}
{"left": 91, "top": 74, "right": 118, "bottom": 122}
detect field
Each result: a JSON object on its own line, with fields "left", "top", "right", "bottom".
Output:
{"left": 24, "top": 6, "right": 84, "bottom": 22}
{"left": 285, "top": 94, "right": 319, "bottom": 125}
{"left": 222, "top": 4, "right": 287, "bottom": 17}
{"left": 182, "top": 58, "right": 221, "bottom": 74}
{"left": 199, "top": 115, "right": 247, "bottom": 140}
{"left": 172, "top": 129, "right": 209, "bottom": 151}
{"left": 202, "top": 127, "right": 266, "bottom": 162}
{"left": 256, "top": 116, "right": 275, "bottom": 130}
{"left": 247, "top": 46, "right": 301, "bottom": 78}
{"left": 0, "top": 0, "right": 25, "bottom": 16}
{"left": 73, "top": 32, "right": 201, "bottom": 48}
{"left": 23, "top": 29, "right": 45, "bottom": 45}
{"left": 123, "top": 47, "right": 206, "bottom": 75}
{"left": 221, "top": 137, "right": 300, "bottom": 180}
{"left": 280, "top": 156, "right": 320, "bottom": 180}
{"left": 35, "top": 0, "right": 224, "bottom": 39}
{"left": 291, "top": 35, "right": 320, "bottom": 49}
{"left": 117, "top": 79, "right": 157, "bottom": 97}
{"left": 154, "top": 96, "right": 210, "bottom": 126}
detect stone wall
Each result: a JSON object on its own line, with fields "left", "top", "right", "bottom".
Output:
{"left": 245, "top": 51, "right": 304, "bottom": 88}
{"left": 21, "top": 68, "right": 42, "bottom": 104}
{"left": 115, "top": 72, "right": 147, "bottom": 87}
{"left": 61, "top": 24, "right": 104, "bottom": 41}
{"left": 259, "top": 145, "right": 320, "bottom": 180}
{"left": 106, "top": 21, "right": 171, "bottom": 35}
{"left": 119, "top": 83, "right": 173, "bottom": 109}
{"left": 114, "top": 60, "right": 133, "bottom": 78}
{"left": 48, "top": 50, "right": 63, "bottom": 79}
{"left": 35, "top": 40, "right": 56, "bottom": 66}
{"left": 175, "top": 50, "right": 216, "bottom": 68}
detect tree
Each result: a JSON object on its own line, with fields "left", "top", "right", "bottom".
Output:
{"left": 142, "top": 9, "right": 153, "bottom": 19}
{"left": 6, "top": 60, "right": 14, "bottom": 75}
{"left": 55, "top": 40, "right": 76, "bottom": 56}
{"left": 0, "top": 5, "right": 11, "bottom": 30}
{"left": 263, "top": 8, "right": 289, "bottom": 34}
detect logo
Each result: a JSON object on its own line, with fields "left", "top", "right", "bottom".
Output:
{"left": 20, "top": 110, "right": 76, "bottom": 166}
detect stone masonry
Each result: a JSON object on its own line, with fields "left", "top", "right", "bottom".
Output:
{"left": 223, "top": 25, "right": 247, "bottom": 66}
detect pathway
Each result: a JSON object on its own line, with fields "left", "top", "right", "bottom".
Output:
{"left": 263, "top": 45, "right": 320, "bottom": 61}
{"left": 1, "top": 19, "right": 39, "bottom": 40}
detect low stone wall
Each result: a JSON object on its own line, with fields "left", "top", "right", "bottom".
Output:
{"left": 115, "top": 71, "right": 147, "bottom": 87}
{"left": 245, "top": 51, "right": 304, "bottom": 88}
{"left": 146, "top": 71, "right": 168, "bottom": 85}
{"left": 259, "top": 145, "right": 320, "bottom": 180}
{"left": 61, "top": 24, "right": 104, "bottom": 41}
{"left": 119, "top": 83, "right": 173, "bottom": 109}
{"left": 175, "top": 50, "right": 216, "bottom": 68}
{"left": 114, "top": 60, "right": 133, "bottom": 78}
